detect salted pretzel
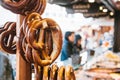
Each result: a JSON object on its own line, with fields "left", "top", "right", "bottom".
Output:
{"left": 0, "top": 22, "right": 16, "bottom": 54}
{"left": 0, "top": 0, "right": 46, "bottom": 15}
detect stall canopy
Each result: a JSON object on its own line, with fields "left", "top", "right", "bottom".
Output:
{"left": 48, "top": 0, "right": 120, "bottom": 18}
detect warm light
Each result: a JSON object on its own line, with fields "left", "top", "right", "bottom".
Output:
{"left": 88, "top": 0, "right": 95, "bottom": 3}
{"left": 99, "top": 6, "right": 103, "bottom": 10}
{"left": 114, "top": 0, "right": 120, "bottom": 2}
{"left": 110, "top": 12, "right": 114, "bottom": 16}
{"left": 103, "top": 9, "right": 108, "bottom": 12}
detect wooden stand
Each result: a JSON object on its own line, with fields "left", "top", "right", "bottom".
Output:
{"left": 16, "top": 15, "right": 31, "bottom": 80}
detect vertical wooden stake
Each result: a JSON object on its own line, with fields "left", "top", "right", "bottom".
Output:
{"left": 16, "top": 15, "right": 31, "bottom": 80}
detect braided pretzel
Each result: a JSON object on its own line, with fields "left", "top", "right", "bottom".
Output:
{"left": 0, "top": 0, "right": 46, "bottom": 15}
{"left": 0, "top": 22, "right": 16, "bottom": 54}
{"left": 34, "top": 64, "right": 76, "bottom": 80}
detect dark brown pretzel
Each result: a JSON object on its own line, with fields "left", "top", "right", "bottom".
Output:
{"left": 0, "top": 22, "right": 12, "bottom": 34}
{"left": 0, "top": 0, "right": 46, "bottom": 15}
{"left": 0, "top": 22, "right": 16, "bottom": 54}
{"left": 0, "top": 0, "right": 30, "bottom": 14}
{"left": 0, "top": 22, "right": 13, "bottom": 46}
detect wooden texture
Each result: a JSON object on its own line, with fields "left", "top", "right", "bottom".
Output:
{"left": 16, "top": 15, "right": 32, "bottom": 80}
{"left": 113, "top": 10, "right": 120, "bottom": 52}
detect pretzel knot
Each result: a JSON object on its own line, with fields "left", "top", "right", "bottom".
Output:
{"left": 0, "top": 0, "right": 46, "bottom": 15}
{"left": 0, "top": 22, "right": 16, "bottom": 54}
{"left": 18, "top": 12, "right": 62, "bottom": 66}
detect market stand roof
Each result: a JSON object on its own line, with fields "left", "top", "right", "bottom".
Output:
{"left": 48, "top": 0, "right": 120, "bottom": 18}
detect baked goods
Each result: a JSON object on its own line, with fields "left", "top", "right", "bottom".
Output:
{"left": 34, "top": 64, "right": 76, "bottom": 80}
{"left": 0, "top": 22, "right": 16, "bottom": 54}
{"left": 0, "top": 1, "right": 76, "bottom": 80}
{"left": 0, "top": 0, "right": 46, "bottom": 15}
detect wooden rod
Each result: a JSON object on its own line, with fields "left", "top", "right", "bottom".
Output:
{"left": 16, "top": 15, "right": 32, "bottom": 80}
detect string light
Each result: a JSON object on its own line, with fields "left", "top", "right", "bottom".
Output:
{"left": 99, "top": 6, "right": 103, "bottom": 10}
{"left": 103, "top": 9, "right": 108, "bottom": 12}
{"left": 88, "top": 0, "right": 95, "bottom": 3}
{"left": 110, "top": 12, "right": 114, "bottom": 16}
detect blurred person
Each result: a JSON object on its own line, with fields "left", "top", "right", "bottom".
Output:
{"left": 61, "top": 31, "right": 75, "bottom": 61}
{"left": 72, "top": 34, "right": 82, "bottom": 66}
{"left": 73, "top": 34, "right": 82, "bottom": 55}
{"left": 0, "top": 51, "right": 14, "bottom": 80}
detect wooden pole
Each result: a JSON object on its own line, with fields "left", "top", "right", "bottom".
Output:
{"left": 16, "top": 15, "right": 32, "bottom": 80}
{"left": 113, "top": 10, "right": 120, "bottom": 52}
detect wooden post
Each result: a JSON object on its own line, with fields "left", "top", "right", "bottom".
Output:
{"left": 113, "top": 10, "right": 120, "bottom": 52}
{"left": 16, "top": 15, "right": 32, "bottom": 80}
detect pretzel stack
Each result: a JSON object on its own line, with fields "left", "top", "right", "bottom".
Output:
{"left": 0, "top": 0, "right": 76, "bottom": 80}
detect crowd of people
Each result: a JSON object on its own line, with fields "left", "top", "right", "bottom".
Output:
{"left": 60, "top": 29, "right": 113, "bottom": 67}
{"left": 60, "top": 31, "right": 82, "bottom": 66}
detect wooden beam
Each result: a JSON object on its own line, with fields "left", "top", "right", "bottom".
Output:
{"left": 113, "top": 10, "right": 120, "bottom": 52}
{"left": 16, "top": 15, "right": 32, "bottom": 80}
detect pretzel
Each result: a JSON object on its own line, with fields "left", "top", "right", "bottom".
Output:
{"left": 42, "top": 66, "right": 50, "bottom": 80}
{"left": 0, "top": 22, "right": 12, "bottom": 34}
{"left": 65, "top": 66, "right": 76, "bottom": 80}
{"left": 22, "top": 37, "right": 34, "bottom": 63}
{"left": 26, "top": 18, "right": 62, "bottom": 66}
{"left": 0, "top": 22, "right": 16, "bottom": 54}
{"left": 34, "top": 64, "right": 43, "bottom": 80}
{"left": 0, "top": 22, "right": 13, "bottom": 46}
{"left": 34, "top": 65, "right": 76, "bottom": 80}
{"left": 0, "top": 0, "right": 46, "bottom": 15}
{"left": 50, "top": 64, "right": 58, "bottom": 80}
{"left": 57, "top": 66, "right": 65, "bottom": 80}
{"left": 44, "top": 30, "right": 53, "bottom": 56}
{"left": 22, "top": 12, "right": 42, "bottom": 35}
